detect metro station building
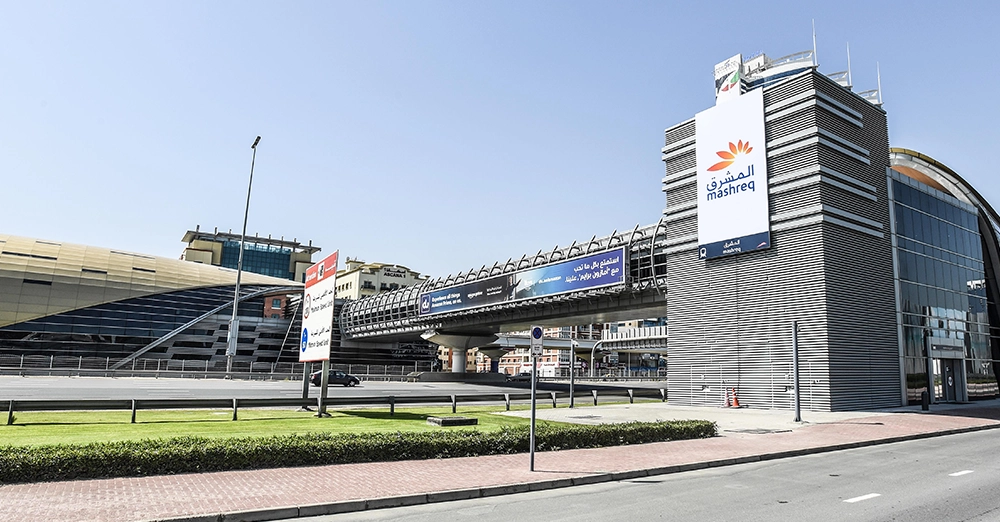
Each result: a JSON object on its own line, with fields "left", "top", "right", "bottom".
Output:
{"left": 0, "top": 233, "right": 306, "bottom": 367}
{"left": 340, "top": 49, "right": 1000, "bottom": 411}
{"left": 657, "top": 51, "right": 999, "bottom": 410}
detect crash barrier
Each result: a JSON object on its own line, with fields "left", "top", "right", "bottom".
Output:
{"left": 0, "top": 354, "right": 432, "bottom": 381}
{"left": 3, "top": 388, "right": 667, "bottom": 425}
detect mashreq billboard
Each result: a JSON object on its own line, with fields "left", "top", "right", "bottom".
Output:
{"left": 696, "top": 87, "right": 770, "bottom": 260}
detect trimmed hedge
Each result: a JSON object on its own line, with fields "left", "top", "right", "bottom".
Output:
{"left": 0, "top": 420, "right": 715, "bottom": 484}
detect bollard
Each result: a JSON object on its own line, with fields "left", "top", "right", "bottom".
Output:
{"left": 628, "top": 389, "right": 634, "bottom": 404}
{"left": 451, "top": 395, "right": 457, "bottom": 414}
{"left": 389, "top": 396, "right": 395, "bottom": 416}
{"left": 131, "top": 399, "right": 137, "bottom": 424}
{"left": 592, "top": 389, "right": 598, "bottom": 406}
{"left": 232, "top": 398, "right": 238, "bottom": 421}
{"left": 550, "top": 391, "right": 557, "bottom": 409}
{"left": 504, "top": 393, "right": 511, "bottom": 411}
{"left": 6, "top": 400, "right": 14, "bottom": 425}
{"left": 660, "top": 389, "right": 667, "bottom": 402}
{"left": 921, "top": 390, "right": 930, "bottom": 411}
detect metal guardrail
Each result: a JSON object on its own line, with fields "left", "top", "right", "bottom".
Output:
{"left": 3, "top": 388, "right": 667, "bottom": 425}
{"left": 0, "top": 354, "right": 433, "bottom": 381}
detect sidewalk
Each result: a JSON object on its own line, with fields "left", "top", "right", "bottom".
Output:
{"left": 3, "top": 400, "right": 1000, "bottom": 522}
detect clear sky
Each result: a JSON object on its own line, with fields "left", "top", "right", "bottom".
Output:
{"left": 2, "top": 1, "right": 997, "bottom": 278}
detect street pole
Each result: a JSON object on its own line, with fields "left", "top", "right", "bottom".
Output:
{"left": 590, "top": 340, "right": 604, "bottom": 378}
{"left": 792, "top": 320, "right": 801, "bottom": 422}
{"left": 317, "top": 359, "right": 331, "bottom": 417}
{"left": 227, "top": 135, "right": 261, "bottom": 377}
{"left": 529, "top": 350, "right": 538, "bottom": 471}
{"left": 528, "top": 325, "right": 543, "bottom": 471}
{"left": 570, "top": 339, "right": 578, "bottom": 408}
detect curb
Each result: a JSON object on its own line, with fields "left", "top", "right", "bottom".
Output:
{"left": 150, "top": 422, "right": 1000, "bottom": 522}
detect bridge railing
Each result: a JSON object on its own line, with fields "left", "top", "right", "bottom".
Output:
{"left": 3, "top": 388, "right": 667, "bottom": 425}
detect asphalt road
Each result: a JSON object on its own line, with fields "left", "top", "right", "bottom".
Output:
{"left": 301, "top": 429, "right": 1000, "bottom": 522}
{"left": 0, "top": 375, "right": 662, "bottom": 401}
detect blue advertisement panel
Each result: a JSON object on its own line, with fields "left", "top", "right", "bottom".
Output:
{"left": 418, "top": 248, "right": 627, "bottom": 316}
{"left": 698, "top": 230, "right": 770, "bottom": 260}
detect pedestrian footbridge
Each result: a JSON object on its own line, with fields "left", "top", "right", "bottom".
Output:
{"left": 339, "top": 222, "right": 671, "bottom": 352}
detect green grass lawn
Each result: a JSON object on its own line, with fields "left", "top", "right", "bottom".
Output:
{"left": 0, "top": 405, "right": 572, "bottom": 447}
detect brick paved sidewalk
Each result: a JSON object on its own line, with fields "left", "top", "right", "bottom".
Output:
{"left": 2, "top": 405, "right": 999, "bottom": 522}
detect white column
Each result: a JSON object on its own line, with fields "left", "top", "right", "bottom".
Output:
{"left": 451, "top": 348, "right": 468, "bottom": 373}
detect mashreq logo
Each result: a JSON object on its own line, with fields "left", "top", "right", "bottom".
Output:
{"left": 704, "top": 139, "right": 757, "bottom": 202}
{"left": 707, "top": 140, "right": 752, "bottom": 171}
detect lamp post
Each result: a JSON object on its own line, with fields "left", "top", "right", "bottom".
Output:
{"left": 590, "top": 339, "right": 605, "bottom": 378}
{"left": 226, "top": 135, "right": 262, "bottom": 376}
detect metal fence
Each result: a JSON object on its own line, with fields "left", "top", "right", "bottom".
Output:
{"left": 553, "top": 367, "right": 667, "bottom": 380}
{"left": 0, "top": 354, "right": 434, "bottom": 380}
{"left": 3, "top": 388, "right": 667, "bottom": 425}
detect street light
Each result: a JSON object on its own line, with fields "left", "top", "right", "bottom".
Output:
{"left": 226, "top": 135, "right": 262, "bottom": 376}
{"left": 590, "top": 339, "right": 605, "bottom": 378}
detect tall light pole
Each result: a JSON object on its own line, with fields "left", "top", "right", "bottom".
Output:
{"left": 227, "top": 135, "right": 262, "bottom": 376}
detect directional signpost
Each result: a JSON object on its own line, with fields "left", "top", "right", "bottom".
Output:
{"left": 529, "top": 325, "right": 543, "bottom": 471}
{"left": 300, "top": 251, "right": 339, "bottom": 417}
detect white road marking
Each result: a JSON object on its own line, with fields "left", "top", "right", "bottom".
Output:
{"left": 949, "top": 470, "right": 974, "bottom": 477}
{"left": 844, "top": 493, "right": 881, "bottom": 503}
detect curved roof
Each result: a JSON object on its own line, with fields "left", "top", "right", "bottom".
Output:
{"left": 889, "top": 148, "right": 1000, "bottom": 232}
{"left": 0, "top": 234, "right": 300, "bottom": 328}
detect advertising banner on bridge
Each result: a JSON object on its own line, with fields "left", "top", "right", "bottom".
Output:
{"left": 418, "top": 247, "right": 626, "bottom": 316}
{"left": 299, "top": 251, "right": 338, "bottom": 362}
{"left": 696, "top": 87, "right": 770, "bottom": 260}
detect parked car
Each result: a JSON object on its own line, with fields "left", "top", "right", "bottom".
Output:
{"left": 506, "top": 372, "right": 534, "bottom": 383}
{"left": 310, "top": 369, "right": 360, "bottom": 387}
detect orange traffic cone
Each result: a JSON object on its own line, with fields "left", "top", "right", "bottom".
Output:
{"left": 731, "top": 388, "right": 740, "bottom": 408}
{"left": 723, "top": 388, "right": 730, "bottom": 407}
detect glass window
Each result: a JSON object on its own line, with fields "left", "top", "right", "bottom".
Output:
{"left": 272, "top": 298, "right": 281, "bottom": 308}
{"left": 919, "top": 213, "right": 931, "bottom": 242}
{"left": 905, "top": 207, "right": 916, "bottom": 237}
{"left": 897, "top": 252, "right": 909, "bottom": 280}
{"left": 915, "top": 255, "right": 927, "bottom": 284}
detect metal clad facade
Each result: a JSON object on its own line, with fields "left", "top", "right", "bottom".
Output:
{"left": 662, "top": 70, "right": 898, "bottom": 411}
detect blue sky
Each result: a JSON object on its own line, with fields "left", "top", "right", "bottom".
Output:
{"left": 2, "top": 1, "right": 996, "bottom": 278}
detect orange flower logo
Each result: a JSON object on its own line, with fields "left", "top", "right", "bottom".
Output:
{"left": 707, "top": 140, "right": 752, "bottom": 172}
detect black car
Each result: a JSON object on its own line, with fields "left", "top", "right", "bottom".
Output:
{"left": 506, "top": 372, "right": 534, "bottom": 382}
{"left": 310, "top": 369, "right": 360, "bottom": 387}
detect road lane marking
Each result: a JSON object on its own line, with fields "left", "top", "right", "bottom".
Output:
{"left": 844, "top": 493, "right": 881, "bottom": 503}
{"left": 949, "top": 470, "right": 974, "bottom": 477}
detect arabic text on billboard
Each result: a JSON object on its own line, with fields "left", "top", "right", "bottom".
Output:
{"left": 696, "top": 87, "right": 770, "bottom": 260}
{"left": 299, "top": 251, "right": 338, "bottom": 362}
{"left": 418, "top": 248, "right": 626, "bottom": 316}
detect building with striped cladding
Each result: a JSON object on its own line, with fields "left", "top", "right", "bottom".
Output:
{"left": 661, "top": 52, "right": 999, "bottom": 410}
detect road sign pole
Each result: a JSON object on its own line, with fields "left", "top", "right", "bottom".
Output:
{"left": 316, "top": 359, "right": 331, "bottom": 418}
{"left": 529, "top": 325, "right": 543, "bottom": 472}
{"left": 529, "top": 351, "right": 537, "bottom": 471}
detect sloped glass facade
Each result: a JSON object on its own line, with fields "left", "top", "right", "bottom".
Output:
{"left": 891, "top": 172, "right": 998, "bottom": 403}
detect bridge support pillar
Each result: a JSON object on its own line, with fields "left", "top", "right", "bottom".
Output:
{"left": 477, "top": 348, "right": 511, "bottom": 375}
{"left": 451, "top": 348, "right": 468, "bottom": 373}
{"left": 420, "top": 331, "right": 498, "bottom": 375}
